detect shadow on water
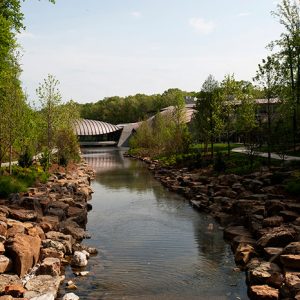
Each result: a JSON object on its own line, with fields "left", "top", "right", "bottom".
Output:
{"left": 59, "top": 147, "right": 248, "bottom": 300}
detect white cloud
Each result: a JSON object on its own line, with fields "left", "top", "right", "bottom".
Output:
{"left": 237, "top": 12, "right": 251, "bottom": 17}
{"left": 189, "top": 18, "right": 215, "bottom": 35}
{"left": 131, "top": 11, "right": 142, "bottom": 18}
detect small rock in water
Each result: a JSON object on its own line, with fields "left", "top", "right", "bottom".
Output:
{"left": 66, "top": 281, "right": 77, "bottom": 290}
{"left": 62, "top": 292, "right": 79, "bottom": 300}
{"left": 71, "top": 251, "right": 88, "bottom": 267}
{"left": 74, "top": 271, "right": 89, "bottom": 277}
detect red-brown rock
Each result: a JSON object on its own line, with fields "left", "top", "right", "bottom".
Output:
{"left": 6, "top": 233, "right": 41, "bottom": 277}
{"left": 249, "top": 285, "right": 279, "bottom": 300}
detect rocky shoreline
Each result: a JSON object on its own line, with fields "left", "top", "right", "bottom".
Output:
{"left": 0, "top": 160, "right": 96, "bottom": 300}
{"left": 126, "top": 154, "right": 300, "bottom": 300}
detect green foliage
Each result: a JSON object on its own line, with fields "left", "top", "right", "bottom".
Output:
{"left": 18, "top": 147, "right": 33, "bottom": 168}
{"left": 0, "top": 176, "right": 26, "bottom": 198}
{"left": 129, "top": 96, "right": 192, "bottom": 158}
{"left": 55, "top": 128, "right": 80, "bottom": 166}
{"left": 78, "top": 88, "right": 194, "bottom": 124}
{"left": 285, "top": 178, "right": 300, "bottom": 195}
{"left": 39, "top": 149, "right": 51, "bottom": 171}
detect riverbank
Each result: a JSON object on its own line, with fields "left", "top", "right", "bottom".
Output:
{"left": 126, "top": 153, "right": 300, "bottom": 300}
{"left": 0, "top": 160, "right": 96, "bottom": 300}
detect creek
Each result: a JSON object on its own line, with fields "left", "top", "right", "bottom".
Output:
{"left": 61, "top": 148, "right": 248, "bottom": 300}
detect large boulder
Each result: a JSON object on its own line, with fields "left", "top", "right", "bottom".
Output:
{"left": 24, "top": 275, "right": 65, "bottom": 299}
{"left": 8, "top": 208, "right": 37, "bottom": 222}
{"left": 257, "top": 226, "right": 296, "bottom": 248}
{"left": 6, "top": 233, "right": 41, "bottom": 277}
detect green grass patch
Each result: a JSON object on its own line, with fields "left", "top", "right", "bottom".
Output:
{"left": 0, "top": 166, "right": 49, "bottom": 198}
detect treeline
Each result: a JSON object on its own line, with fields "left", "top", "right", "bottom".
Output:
{"left": 78, "top": 89, "right": 196, "bottom": 124}
{"left": 130, "top": 0, "right": 300, "bottom": 167}
{"left": 0, "top": 1, "right": 79, "bottom": 173}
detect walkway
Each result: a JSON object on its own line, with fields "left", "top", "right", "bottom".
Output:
{"left": 232, "top": 147, "right": 300, "bottom": 161}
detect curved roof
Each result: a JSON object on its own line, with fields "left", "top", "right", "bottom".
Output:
{"left": 74, "top": 119, "right": 121, "bottom": 136}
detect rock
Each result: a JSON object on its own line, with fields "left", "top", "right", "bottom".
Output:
{"left": 265, "top": 200, "right": 285, "bottom": 217}
{"left": 224, "top": 226, "right": 252, "bottom": 241}
{"left": 30, "top": 293, "right": 55, "bottom": 300}
{"left": 6, "top": 224, "right": 25, "bottom": 237}
{"left": 62, "top": 293, "right": 79, "bottom": 300}
{"left": 257, "top": 226, "right": 296, "bottom": 248}
{"left": 24, "top": 275, "right": 65, "bottom": 299}
{"left": 6, "top": 233, "right": 41, "bottom": 277}
{"left": 280, "top": 210, "right": 299, "bottom": 222}
{"left": 263, "top": 216, "right": 284, "bottom": 228}
{"left": 18, "top": 197, "right": 43, "bottom": 217}
{"left": 72, "top": 243, "right": 98, "bottom": 255}
{"left": 74, "top": 271, "right": 89, "bottom": 276}
{"left": 249, "top": 285, "right": 279, "bottom": 300}
{"left": 280, "top": 254, "right": 300, "bottom": 269}
{"left": 4, "top": 284, "right": 25, "bottom": 297}
{"left": 283, "top": 242, "right": 300, "bottom": 255}
{"left": 8, "top": 208, "right": 37, "bottom": 222}
{"left": 45, "top": 231, "right": 73, "bottom": 254}
{"left": 0, "top": 296, "right": 13, "bottom": 300}
{"left": 42, "top": 239, "right": 66, "bottom": 254}
{"left": 71, "top": 251, "right": 88, "bottom": 267}
{"left": 0, "top": 221, "right": 7, "bottom": 237}
{"left": 66, "top": 280, "right": 77, "bottom": 290}
{"left": 39, "top": 216, "right": 60, "bottom": 232}
{"left": 37, "top": 257, "right": 61, "bottom": 276}
{"left": 284, "top": 271, "right": 300, "bottom": 294}
{"left": 40, "top": 248, "right": 64, "bottom": 260}
{"left": 27, "top": 226, "right": 45, "bottom": 240}
{"left": 0, "top": 243, "right": 4, "bottom": 255}
{"left": 235, "top": 244, "right": 256, "bottom": 266}
{"left": 0, "top": 255, "right": 12, "bottom": 273}
{"left": 248, "top": 261, "right": 283, "bottom": 287}
{"left": 0, "top": 274, "right": 22, "bottom": 294}
{"left": 61, "top": 220, "right": 87, "bottom": 241}
{"left": 263, "top": 247, "right": 283, "bottom": 261}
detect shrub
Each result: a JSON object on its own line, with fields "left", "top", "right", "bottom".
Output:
{"left": 285, "top": 179, "right": 300, "bottom": 196}
{"left": 18, "top": 148, "right": 33, "bottom": 168}
{"left": 0, "top": 176, "right": 27, "bottom": 198}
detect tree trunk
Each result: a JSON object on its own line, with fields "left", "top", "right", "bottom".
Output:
{"left": 9, "top": 145, "right": 12, "bottom": 175}
{"left": 267, "top": 97, "right": 271, "bottom": 167}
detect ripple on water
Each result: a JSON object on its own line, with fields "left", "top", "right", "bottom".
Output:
{"left": 59, "top": 149, "right": 248, "bottom": 300}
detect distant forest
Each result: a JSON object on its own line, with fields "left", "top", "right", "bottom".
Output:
{"left": 77, "top": 86, "right": 264, "bottom": 125}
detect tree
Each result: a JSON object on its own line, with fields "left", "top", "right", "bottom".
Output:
{"left": 193, "top": 75, "right": 222, "bottom": 158}
{"left": 254, "top": 56, "right": 281, "bottom": 165}
{"left": 270, "top": 0, "right": 300, "bottom": 149}
{"left": 220, "top": 74, "right": 241, "bottom": 156}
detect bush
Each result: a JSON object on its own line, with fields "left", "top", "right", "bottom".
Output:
{"left": 18, "top": 148, "right": 33, "bottom": 168}
{"left": 285, "top": 179, "right": 300, "bottom": 196}
{"left": 0, "top": 176, "right": 27, "bottom": 198}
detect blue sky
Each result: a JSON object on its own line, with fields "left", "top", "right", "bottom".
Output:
{"left": 19, "top": 0, "right": 282, "bottom": 103}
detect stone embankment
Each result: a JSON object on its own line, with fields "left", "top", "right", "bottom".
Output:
{"left": 0, "top": 161, "right": 96, "bottom": 300}
{"left": 127, "top": 154, "right": 300, "bottom": 300}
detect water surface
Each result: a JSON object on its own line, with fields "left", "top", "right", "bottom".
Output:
{"left": 62, "top": 148, "right": 248, "bottom": 300}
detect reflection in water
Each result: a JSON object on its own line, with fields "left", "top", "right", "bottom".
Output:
{"left": 60, "top": 148, "right": 248, "bottom": 300}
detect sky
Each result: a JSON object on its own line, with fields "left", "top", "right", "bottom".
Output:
{"left": 19, "top": 0, "right": 283, "bottom": 104}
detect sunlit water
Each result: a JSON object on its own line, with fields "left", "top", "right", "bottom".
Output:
{"left": 59, "top": 148, "right": 248, "bottom": 300}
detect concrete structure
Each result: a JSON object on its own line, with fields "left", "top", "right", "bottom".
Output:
{"left": 74, "top": 119, "right": 122, "bottom": 146}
